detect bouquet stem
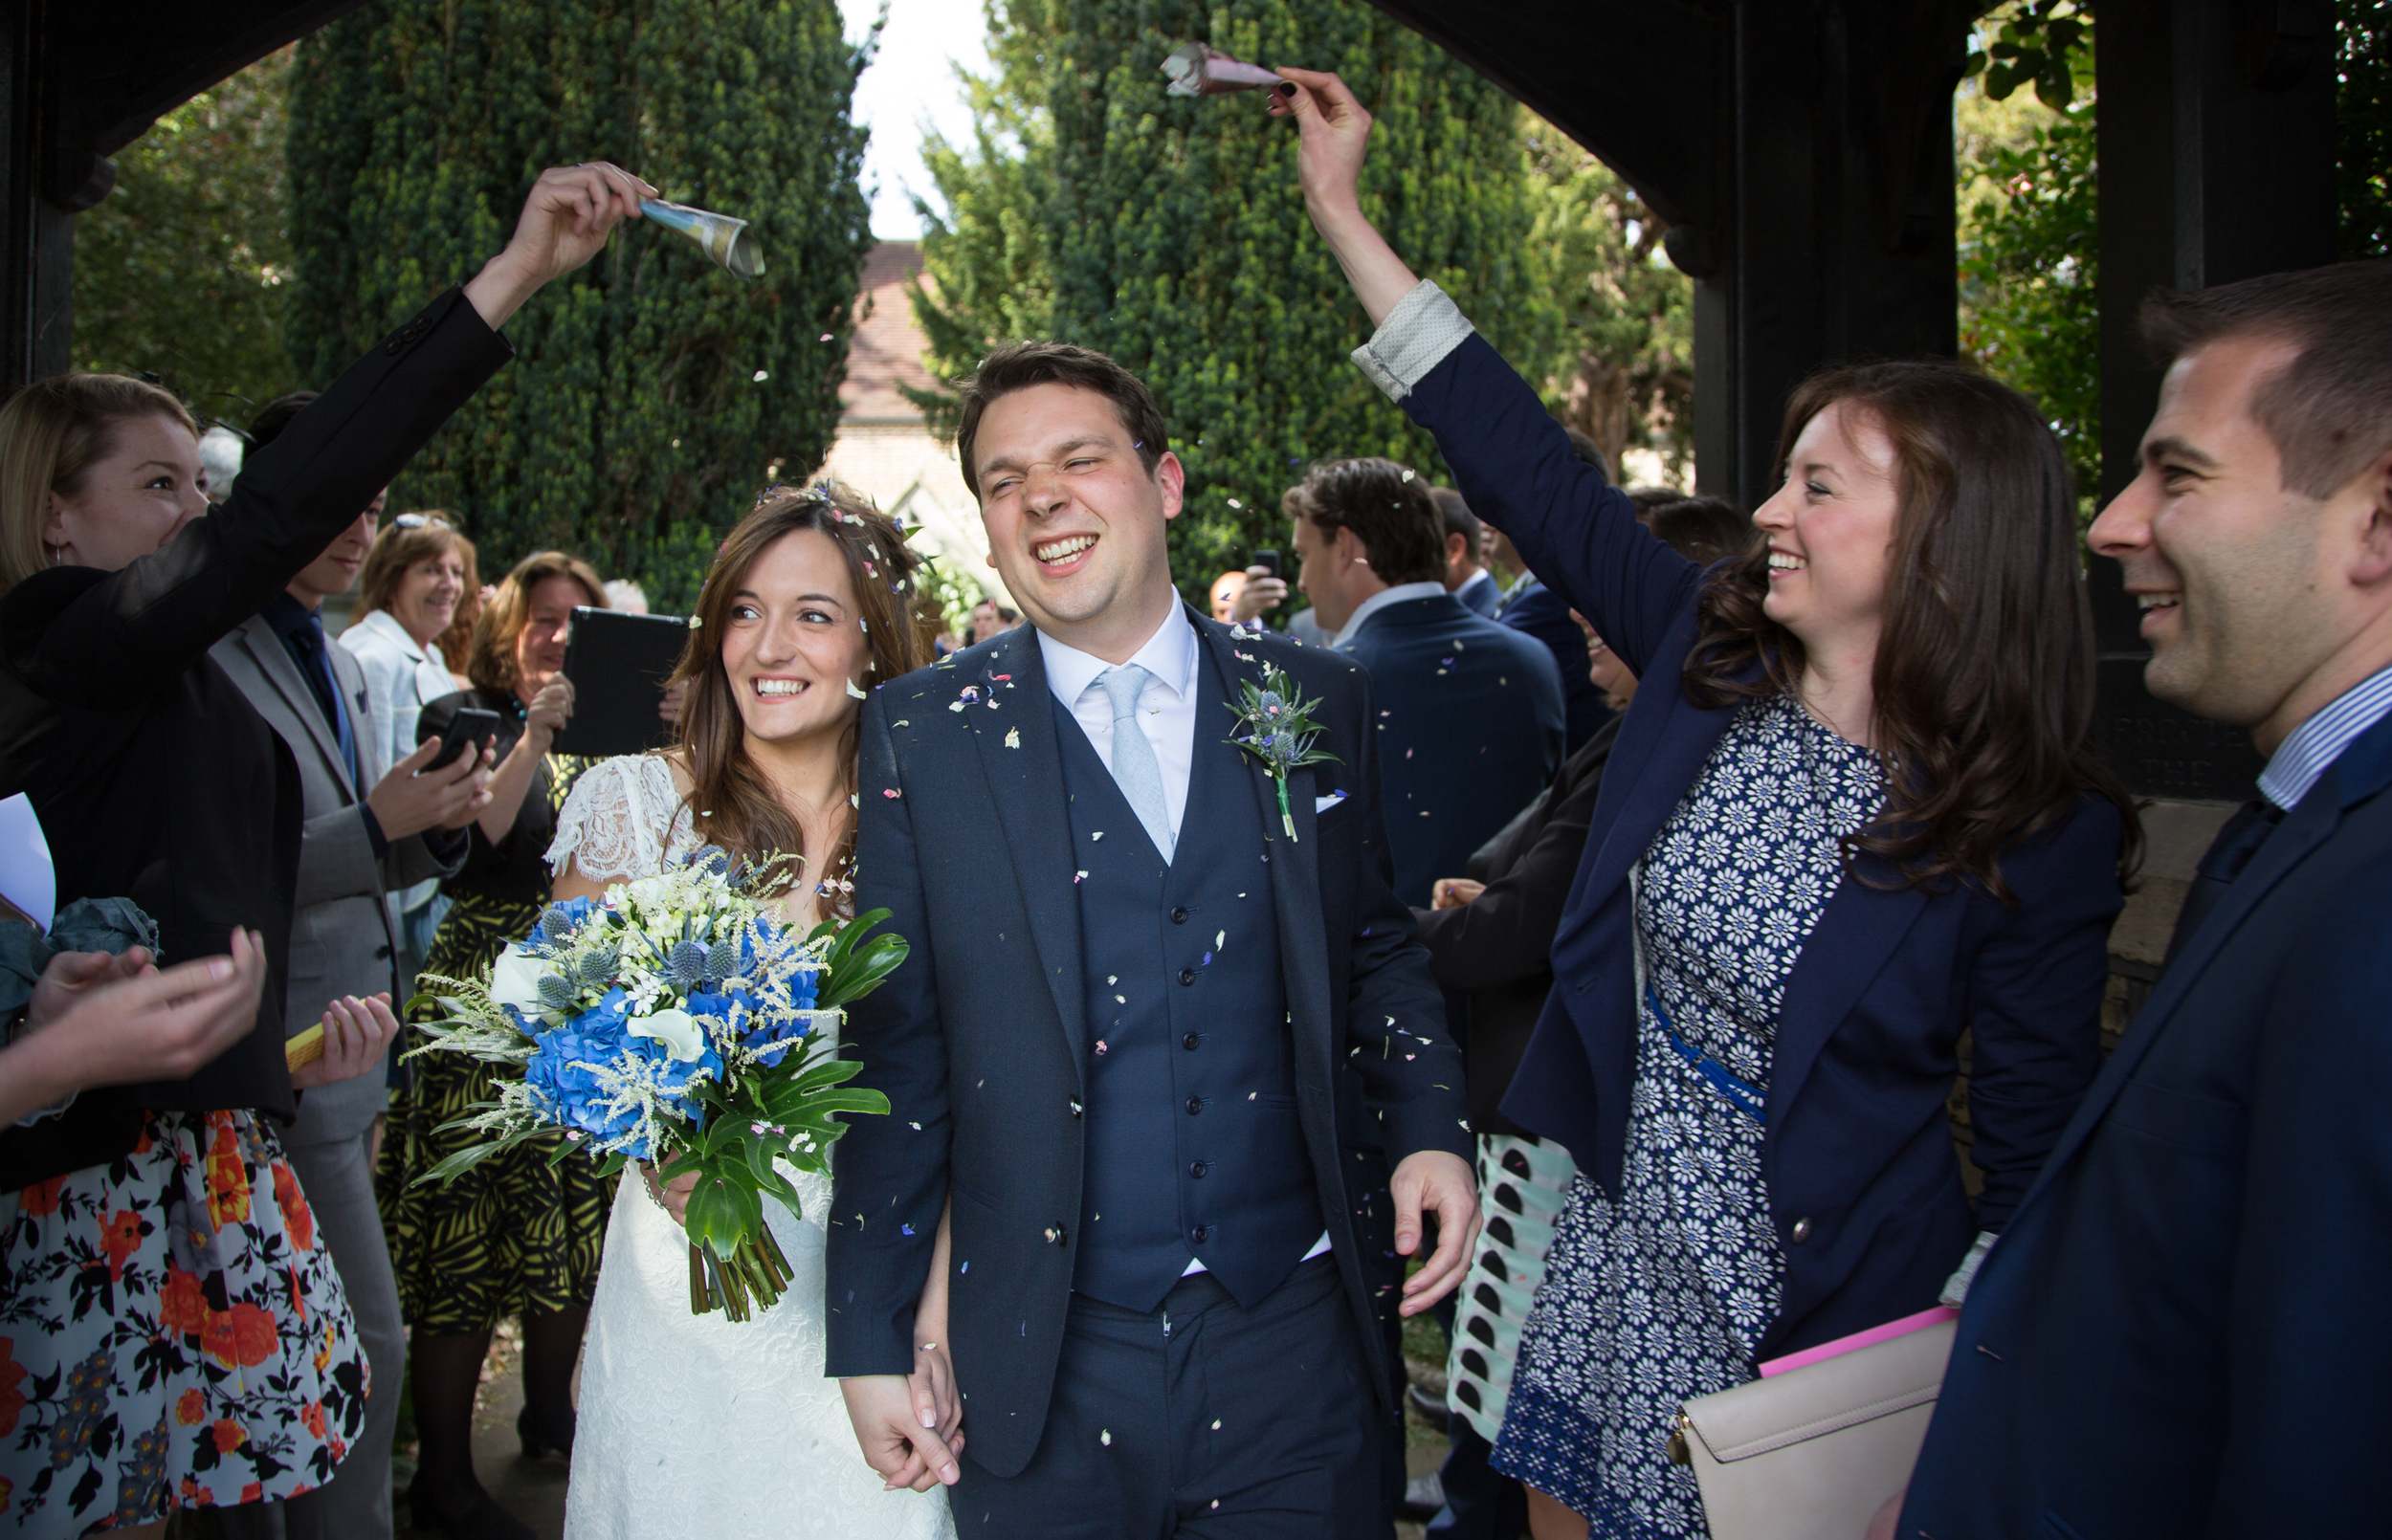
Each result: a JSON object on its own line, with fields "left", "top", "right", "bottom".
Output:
{"left": 685, "top": 1226, "right": 797, "bottom": 1321}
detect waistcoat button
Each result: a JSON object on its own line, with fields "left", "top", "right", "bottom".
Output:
{"left": 1190, "top": 1225, "right": 1209, "bottom": 1243}
{"left": 1185, "top": 1096, "right": 1204, "bottom": 1116}
{"left": 1045, "top": 1223, "right": 1068, "bottom": 1246}
{"left": 1178, "top": 967, "right": 1196, "bottom": 986}
{"left": 1790, "top": 1217, "right": 1813, "bottom": 1244}
{"left": 1182, "top": 1032, "right": 1200, "bottom": 1050}
{"left": 1189, "top": 1160, "right": 1208, "bottom": 1178}
{"left": 1171, "top": 907, "right": 1189, "bottom": 923}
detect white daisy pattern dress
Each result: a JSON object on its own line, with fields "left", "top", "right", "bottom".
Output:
{"left": 1491, "top": 692, "right": 1885, "bottom": 1537}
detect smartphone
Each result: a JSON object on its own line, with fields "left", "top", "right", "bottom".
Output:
{"left": 1251, "top": 549, "right": 1283, "bottom": 582}
{"left": 421, "top": 708, "right": 501, "bottom": 772}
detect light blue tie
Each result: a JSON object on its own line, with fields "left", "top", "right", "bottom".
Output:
{"left": 1097, "top": 664, "right": 1174, "bottom": 862}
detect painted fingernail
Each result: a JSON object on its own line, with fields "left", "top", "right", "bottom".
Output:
{"left": 1277, "top": 82, "right": 1296, "bottom": 97}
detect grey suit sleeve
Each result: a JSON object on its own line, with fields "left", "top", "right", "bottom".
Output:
{"left": 294, "top": 807, "right": 384, "bottom": 911}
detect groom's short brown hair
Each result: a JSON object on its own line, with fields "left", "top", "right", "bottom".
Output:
{"left": 954, "top": 341, "right": 1170, "bottom": 500}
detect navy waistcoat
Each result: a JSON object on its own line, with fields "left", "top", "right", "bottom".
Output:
{"left": 1053, "top": 649, "right": 1322, "bottom": 1312}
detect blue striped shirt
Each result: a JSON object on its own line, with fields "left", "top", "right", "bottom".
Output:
{"left": 2257, "top": 663, "right": 2392, "bottom": 810}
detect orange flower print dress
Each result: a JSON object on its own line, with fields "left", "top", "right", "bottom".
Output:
{"left": 0, "top": 1110, "right": 368, "bottom": 1538}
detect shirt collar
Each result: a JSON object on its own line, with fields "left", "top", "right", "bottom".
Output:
{"left": 357, "top": 606, "right": 428, "bottom": 662}
{"left": 1038, "top": 600, "right": 1200, "bottom": 708}
{"left": 1456, "top": 567, "right": 1495, "bottom": 598}
{"left": 1332, "top": 581, "right": 1449, "bottom": 649}
{"left": 2257, "top": 661, "right": 2392, "bottom": 810}
{"left": 260, "top": 590, "right": 322, "bottom": 644}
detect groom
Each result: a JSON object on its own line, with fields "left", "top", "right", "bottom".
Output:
{"left": 830, "top": 341, "right": 1480, "bottom": 1536}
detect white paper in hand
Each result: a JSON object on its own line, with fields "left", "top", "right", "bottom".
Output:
{"left": 0, "top": 793, "right": 53, "bottom": 932}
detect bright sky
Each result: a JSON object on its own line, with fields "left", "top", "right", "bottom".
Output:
{"left": 839, "top": 0, "right": 993, "bottom": 239}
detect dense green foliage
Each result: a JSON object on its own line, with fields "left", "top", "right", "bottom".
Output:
{"left": 911, "top": 0, "right": 1552, "bottom": 601}
{"left": 1518, "top": 114, "right": 1693, "bottom": 485}
{"left": 285, "top": 0, "right": 875, "bottom": 611}
{"left": 2343, "top": 0, "right": 2391, "bottom": 257}
{"left": 73, "top": 50, "right": 296, "bottom": 421}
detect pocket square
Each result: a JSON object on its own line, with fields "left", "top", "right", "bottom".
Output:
{"left": 1314, "top": 791, "right": 1348, "bottom": 813}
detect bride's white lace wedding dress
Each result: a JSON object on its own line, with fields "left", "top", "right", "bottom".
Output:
{"left": 550, "top": 755, "right": 954, "bottom": 1540}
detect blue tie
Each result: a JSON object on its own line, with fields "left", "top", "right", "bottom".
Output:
{"left": 291, "top": 612, "right": 362, "bottom": 788}
{"left": 1097, "top": 664, "right": 1174, "bottom": 862}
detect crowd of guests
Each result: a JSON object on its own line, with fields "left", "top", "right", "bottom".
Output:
{"left": 0, "top": 73, "right": 2386, "bottom": 1540}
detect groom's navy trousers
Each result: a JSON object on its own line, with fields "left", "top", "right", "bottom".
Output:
{"left": 951, "top": 1256, "right": 1383, "bottom": 1539}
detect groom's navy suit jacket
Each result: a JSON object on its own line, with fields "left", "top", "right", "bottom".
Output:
{"left": 1901, "top": 710, "right": 2392, "bottom": 1538}
{"left": 827, "top": 607, "right": 1471, "bottom": 1478}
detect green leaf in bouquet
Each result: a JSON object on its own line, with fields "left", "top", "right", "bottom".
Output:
{"left": 683, "top": 1167, "right": 764, "bottom": 1260}
{"left": 414, "top": 1129, "right": 538, "bottom": 1187}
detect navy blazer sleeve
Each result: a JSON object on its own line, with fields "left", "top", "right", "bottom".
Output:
{"left": 1402, "top": 335, "right": 1699, "bottom": 680}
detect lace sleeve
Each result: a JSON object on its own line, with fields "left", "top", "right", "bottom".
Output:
{"left": 546, "top": 754, "right": 690, "bottom": 883}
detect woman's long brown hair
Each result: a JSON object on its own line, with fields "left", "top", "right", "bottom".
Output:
{"left": 669, "top": 484, "right": 927, "bottom": 906}
{"left": 465, "top": 550, "right": 607, "bottom": 697}
{"left": 1680, "top": 360, "right": 2138, "bottom": 902}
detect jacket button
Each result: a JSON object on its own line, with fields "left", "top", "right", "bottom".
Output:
{"left": 375, "top": 943, "right": 393, "bottom": 959}
{"left": 1189, "top": 1160, "right": 1208, "bottom": 1178}
{"left": 1182, "top": 1032, "right": 1200, "bottom": 1050}
{"left": 1190, "top": 1225, "right": 1210, "bottom": 1243}
{"left": 1171, "top": 907, "right": 1189, "bottom": 923}
{"left": 1185, "top": 1096, "right": 1204, "bottom": 1116}
{"left": 1790, "top": 1217, "right": 1813, "bottom": 1245}
{"left": 1178, "top": 967, "right": 1196, "bottom": 986}
{"left": 1044, "top": 1223, "right": 1068, "bottom": 1246}
{"left": 1069, "top": 1100, "right": 1082, "bottom": 1119}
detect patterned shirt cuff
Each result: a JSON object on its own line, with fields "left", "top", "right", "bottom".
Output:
{"left": 1348, "top": 280, "right": 1475, "bottom": 402}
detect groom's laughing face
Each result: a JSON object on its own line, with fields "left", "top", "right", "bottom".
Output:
{"left": 972, "top": 382, "right": 1183, "bottom": 649}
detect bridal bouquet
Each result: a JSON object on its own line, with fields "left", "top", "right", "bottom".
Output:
{"left": 407, "top": 848, "right": 905, "bottom": 1321}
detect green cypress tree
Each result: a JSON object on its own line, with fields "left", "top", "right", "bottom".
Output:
{"left": 912, "top": 0, "right": 1551, "bottom": 604}
{"left": 285, "top": 0, "right": 875, "bottom": 611}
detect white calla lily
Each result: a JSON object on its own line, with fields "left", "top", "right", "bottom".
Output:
{"left": 489, "top": 943, "right": 553, "bottom": 1023}
{"left": 629, "top": 1007, "right": 705, "bottom": 1062}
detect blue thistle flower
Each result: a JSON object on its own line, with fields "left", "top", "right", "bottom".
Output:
{"left": 538, "top": 903, "right": 583, "bottom": 943}
{"left": 667, "top": 940, "right": 709, "bottom": 991}
{"left": 576, "top": 948, "right": 617, "bottom": 987}
{"left": 536, "top": 972, "right": 576, "bottom": 1010}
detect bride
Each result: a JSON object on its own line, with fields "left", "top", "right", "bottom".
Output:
{"left": 549, "top": 485, "right": 958, "bottom": 1538}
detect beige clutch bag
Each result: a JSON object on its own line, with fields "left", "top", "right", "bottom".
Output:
{"left": 1669, "top": 1314, "right": 1955, "bottom": 1540}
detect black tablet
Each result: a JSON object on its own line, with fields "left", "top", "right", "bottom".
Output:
{"left": 551, "top": 606, "right": 693, "bottom": 757}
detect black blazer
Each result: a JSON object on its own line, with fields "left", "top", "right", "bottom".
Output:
{"left": 0, "top": 287, "right": 511, "bottom": 1186}
{"left": 1403, "top": 330, "right": 2125, "bottom": 1356}
{"left": 1905, "top": 712, "right": 2392, "bottom": 1537}
{"left": 1413, "top": 716, "right": 1618, "bottom": 1137}
{"left": 827, "top": 609, "right": 1472, "bottom": 1477}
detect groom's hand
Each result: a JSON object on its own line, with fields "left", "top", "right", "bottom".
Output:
{"left": 1391, "top": 1150, "right": 1480, "bottom": 1317}
{"left": 841, "top": 1375, "right": 961, "bottom": 1491}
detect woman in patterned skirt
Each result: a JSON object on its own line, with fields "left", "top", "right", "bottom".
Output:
{"left": 376, "top": 551, "right": 609, "bottom": 1539}
{"left": 1278, "top": 75, "right": 2138, "bottom": 1539}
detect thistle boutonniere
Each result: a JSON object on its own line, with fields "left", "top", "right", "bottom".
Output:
{"left": 1226, "top": 662, "right": 1339, "bottom": 840}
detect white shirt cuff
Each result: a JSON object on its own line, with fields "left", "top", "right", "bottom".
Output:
{"left": 1348, "top": 280, "right": 1475, "bottom": 402}
{"left": 1938, "top": 1229, "right": 1999, "bottom": 1308}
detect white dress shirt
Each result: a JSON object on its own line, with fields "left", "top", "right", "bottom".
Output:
{"left": 2257, "top": 661, "right": 2392, "bottom": 810}
{"left": 1331, "top": 580, "right": 1449, "bottom": 650}
{"left": 1038, "top": 601, "right": 1201, "bottom": 847}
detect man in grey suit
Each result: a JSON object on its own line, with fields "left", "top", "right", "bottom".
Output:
{"left": 210, "top": 453, "right": 489, "bottom": 1540}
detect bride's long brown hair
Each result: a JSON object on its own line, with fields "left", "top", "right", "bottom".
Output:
{"left": 1680, "top": 360, "right": 2138, "bottom": 902}
{"left": 667, "top": 483, "right": 927, "bottom": 906}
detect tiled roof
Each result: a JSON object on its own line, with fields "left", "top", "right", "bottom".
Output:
{"left": 840, "top": 240, "right": 939, "bottom": 423}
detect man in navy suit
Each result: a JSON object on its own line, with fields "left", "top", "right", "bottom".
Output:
{"left": 1289, "top": 459, "right": 1563, "bottom": 911}
{"left": 829, "top": 341, "right": 1480, "bottom": 1538}
{"left": 1894, "top": 260, "right": 2392, "bottom": 1537}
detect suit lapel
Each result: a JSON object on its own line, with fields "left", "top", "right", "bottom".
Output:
{"left": 1767, "top": 862, "right": 1929, "bottom": 1129}
{"left": 327, "top": 642, "right": 378, "bottom": 784}
{"left": 237, "top": 616, "right": 354, "bottom": 799}
{"left": 962, "top": 627, "right": 1090, "bottom": 1080}
{"left": 1199, "top": 614, "right": 1339, "bottom": 1093}
{"left": 2014, "top": 726, "right": 2385, "bottom": 1213}
{"left": 1558, "top": 672, "right": 1739, "bottom": 951}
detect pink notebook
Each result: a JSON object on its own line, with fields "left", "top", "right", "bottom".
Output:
{"left": 1756, "top": 1305, "right": 1959, "bottom": 1379}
